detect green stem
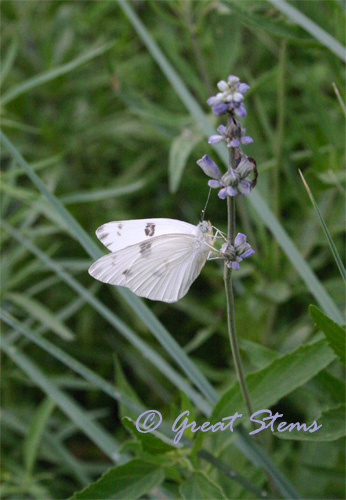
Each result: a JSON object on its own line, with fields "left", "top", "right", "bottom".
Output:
{"left": 224, "top": 143, "right": 255, "bottom": 423}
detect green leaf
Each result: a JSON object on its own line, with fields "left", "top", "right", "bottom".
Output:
{"left": 266, "top": 0, "right": 346, "bottom": 61}
{"left": 274, "top": 404, "right": 346, "bottom": 441}
{"left": 180, "top": 471, "right": 227, "bottom": 500}
{"left": 60, "top": 180, "right": 146, "bottom": 204}
{"left": 309, "top": 305, "right": 346, "bottom": 364}
{"left": 69, "top": 459, "right": 164, "bottom": 500}
{"left": 8, "top": 292, "right": 75, "bottom": 341}
{"left": 227, "top": 1, "right": 318, "bottom": 45}
{"left": 0, "top": 42, "right": 115, "bottom": 106}
{"left": 212, "top": 340, "right": 336, "bottom": 423}
{"left": 299, "top": 170, "right": 346, "bottom": 284}
{"left": 23, "top": 398, "right": 55, "bottom": 477}
{"left": 168, "top": 128, "right": 201, "bottom": 193}
{"left": 122, "top": 417, "right": 177, "bottom": 455}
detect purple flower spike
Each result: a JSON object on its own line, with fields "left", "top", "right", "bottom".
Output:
{"left": 197, "top": 154, "right": 221, "bottom": 179}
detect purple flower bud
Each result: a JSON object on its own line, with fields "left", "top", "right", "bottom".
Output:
{"left": 234, "top": 102, "right": 246, "bottom": 117}
{"left": 217, "top": 80, "right": 229, "bottom": 91}
{"left": 207, "top": 96, "right": 221, "bottom": 106}
{"left": 241, "top": 248, "right": 255, "bottom": 259}
{"left": 208, "top": 179, "right": 221, "bottom": 188}
{"left": 217, "top": 124, "right": 227, "bottom": 134}
{"left": 208, "top": 134, "right": 223, "bottom": 144}
{"left": 218, "top": 187, "right": 228, "bottom": 199}
{"left": 212, "top": 102, "right": 228, "bottom": 115}
{"left": 232, "top": 261, "right": 240, "bottom": 270}
{"left": 197, "top": 154, "right": 221, "bottom": 179}
{"left": 241, "top": 136, "right": 253, "bottom": 145}
{"left": 234, "top": 233, "right": 247, "bottom": 247}
{"left": 230, "top": 139, "right": 241, "bottom": 148}
{"left": 237, "top": 83, "right": 250, "bottom": 94}
{"left": 227, "top": 186, "right": 238, "bottom": 196}
{"left": 238, "top": 179, "right": 252, "bottom": 196}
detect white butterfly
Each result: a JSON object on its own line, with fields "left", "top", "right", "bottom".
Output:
{"left": 88, "top": 218, "right": 217, "bottom": 303}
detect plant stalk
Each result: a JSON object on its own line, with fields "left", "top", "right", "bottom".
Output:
{"left": 224, "top": 144, "right": 255, "bottom": 424}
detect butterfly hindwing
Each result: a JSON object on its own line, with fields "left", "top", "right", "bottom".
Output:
{"left": 88, "top": 232, "right": 209, "bottom": 302}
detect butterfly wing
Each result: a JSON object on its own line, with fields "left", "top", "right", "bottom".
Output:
{"left": 88, "top": 232, "right": 209, "bottom": 302}
{"left": 96, "top": 218, "right": 197, "bottom": 253}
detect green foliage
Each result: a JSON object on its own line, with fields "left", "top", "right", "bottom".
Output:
{"left": 69, "top": 459, "right": 165, "bottom": 500}
{"left": 275, "top": 403, "right": 346, "bottom": 442}
{"left": 180, "top": 471, "right": 228, "bottom": 500}
{"left": 212, "top": 339, "right": 336, "bottom": 423}
{"left": 309, "top": 305, "right": 346, "bottom": 364}
{"left": 1, "top": 1, "right": 345, "bottom": 499}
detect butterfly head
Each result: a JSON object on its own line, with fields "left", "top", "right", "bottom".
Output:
{"left": 198, "top": 220, "right": 213, "bottom": 235}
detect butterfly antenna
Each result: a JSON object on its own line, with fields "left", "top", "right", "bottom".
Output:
{"left": 201, "top": 187, "right": 212, "bottom": 222}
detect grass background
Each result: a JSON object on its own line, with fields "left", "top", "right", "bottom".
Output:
{"left": 1, "top": 1, "right": 345, "bottom": 499}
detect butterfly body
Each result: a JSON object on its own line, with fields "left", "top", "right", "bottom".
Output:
{"left": 88, "top": 218, "right": 213, "bottom": 303}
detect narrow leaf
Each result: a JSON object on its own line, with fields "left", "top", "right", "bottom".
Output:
{"left": 69, "top": 459, "right": 164, "bottom": 500}
{"left": 212, "top": 340, "right": 336, "bottom": 423}
{"left": 309, "top": 305, "right": 346, "bottom": 364}
{"left": 180, "top": 471, "right": 227, "bottom": 500}
{"left": 169, "top": 129, "right": 201, "bottom": 193}
{"left": 8, "top": 292, "right": 75, "bottom": 341}
{"left": 1, "top": 42, "right": 114, "bottom": 106}
{"left": 299, "top": 170, "right": 346, "bottom": 284}
{"left": 267, "top": 0, "right": 346, "bottom": 61}
{"left": 122, "top": 417, "right": 178, "bottom": 455}
{"left": 274, "top": 404, "right": 345, "bottom": 441}
{"left": 24, "top": 398, "right": 55, "bottom": 476}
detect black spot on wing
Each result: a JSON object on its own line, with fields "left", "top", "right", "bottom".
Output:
{"left": 140, "top": 241, "right": 152, "bottom": 257}
{"left": 145, "top": 222, "right": 156, "bottom": 237}
{"left": 99, "top": 232, "right": 109, "bottom": 241}
{"left": 118, "top": 223, "right": 123, "bottom": 230}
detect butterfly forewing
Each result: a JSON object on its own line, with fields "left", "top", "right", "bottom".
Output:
{"left": 96, "top": 218, "right": 198, "bottom": 253}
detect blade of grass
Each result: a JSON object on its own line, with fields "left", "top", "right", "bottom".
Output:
{"left": 332, "top": 82, "right": 346, "bottom": 117}
{"left": 299, "top": 170, "right": 346, "bottom": 284}
{"left": 24, "top": 398, "right": 56, "bottom": 477}
{"left": 0, "top": 42, "right": 115, "bottom": 106}
{"left": 266, "top": 0, "right": 346, "bottom": 62}
{"left": 0, "top": 333, "right": 121, "bottom": 462}
{"left": 60, "top": 180, "right": 146, "bottom": 204}
{"left": 116, "top": 0, "right": 343, "bottom": 325}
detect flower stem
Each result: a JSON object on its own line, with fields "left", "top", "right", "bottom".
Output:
{"left": 224, "top": 144, "right": 255, "bottom": 424}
